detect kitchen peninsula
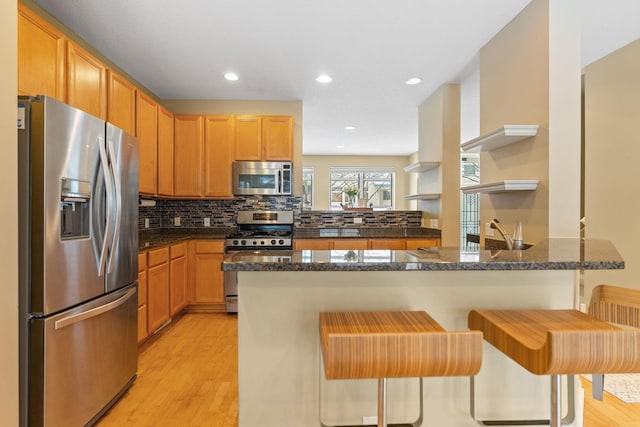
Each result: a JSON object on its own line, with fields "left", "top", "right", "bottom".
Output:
{"left": 222, "top": 239, "right": 623, "bottom": 426}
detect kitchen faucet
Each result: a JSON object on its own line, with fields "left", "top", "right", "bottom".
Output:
{"left": 489, "top": 219, "right": 524, "bottom": 250}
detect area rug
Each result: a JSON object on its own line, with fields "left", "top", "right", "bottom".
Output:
{"left": 583, "top": 374, "right": 640, "bottom": 403}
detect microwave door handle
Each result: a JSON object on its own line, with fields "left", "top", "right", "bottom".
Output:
{"left": 277, "top": 170, "right": 282, "bottom": 193}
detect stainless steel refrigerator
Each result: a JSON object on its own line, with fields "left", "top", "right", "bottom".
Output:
{"left": 18, "top": 96, "right": 139, "bottom": 427}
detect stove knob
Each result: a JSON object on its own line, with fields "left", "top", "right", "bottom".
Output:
{"left": 279, "top": 239, "right": 284, "bottom": 245}
{"left": 233, "top": 240, "right": 239, "bottom": 245}
{"left": 241, "top": 240, "right": 246, "bottom": 245}
{"left": 260, "top": 241, "right": 265, "bottom": 245}
{"left": 271, "top": 239, "right": 277, "bottom": 245}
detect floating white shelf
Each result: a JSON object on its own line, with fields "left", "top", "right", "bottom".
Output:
{"left": 403, "top": 161, "right": 440, "bottom": 173}
{"left": 404, "top": 193, "right": 441, "bottom": 200}
{"left": 460, "top": 125, "right": 539, "bottom": 152}
{"left": 461, "top": 180, "right": 539, "bottom": 194}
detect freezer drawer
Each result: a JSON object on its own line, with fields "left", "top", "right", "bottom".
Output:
{"left": 29, "top": 284, "right": 138, "bottom": 427}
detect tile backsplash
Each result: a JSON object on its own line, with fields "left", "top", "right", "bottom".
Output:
{"left": 138, "top": 196, "right": 302, "bottom": 229}
{"left": 138, "top": 196, "right": 423, "bottom": 230}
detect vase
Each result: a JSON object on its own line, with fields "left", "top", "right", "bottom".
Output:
{"left": 348, "top": 196, "right": 355, "bottom": 207}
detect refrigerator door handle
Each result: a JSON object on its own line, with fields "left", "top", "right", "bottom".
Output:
{"left": 98, "top": 137, "right": 115, "bottom": 277}
{"left": 106, "top": 138, "right": 121, "bottom": 275}
{"left": 54, "top": 287, "right": 136, "bottom": 330}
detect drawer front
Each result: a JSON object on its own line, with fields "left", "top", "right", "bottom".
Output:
{"left": 170, "top": 242, "right": 187, "bottom": 259}
{"left": 138, "top": 252, "right": 147, "bottom": 272}
{"left": 147, "top": 247, "right": 169, "bottom": 267}
{"left": 194, "top": 240, "right": 225, "bottom": 253}
{"left": 405, "top": 238, "right": 440, "bottom": 250}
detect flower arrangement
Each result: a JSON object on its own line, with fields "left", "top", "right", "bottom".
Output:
{"left": 343, "top": 185, "right": 359, "bottom": 197}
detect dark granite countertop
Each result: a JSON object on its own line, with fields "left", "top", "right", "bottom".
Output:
{"left": 139, "top": 227, "right": 441, "bottom": 251}
{"left": 294, "top": 227, "right": 441, "bottom": 239}
{"left": 221, "top": 238, "right": 624, "bottom": 272}
{"left": 138, "top": 228, "right": 233, "bottom": 251}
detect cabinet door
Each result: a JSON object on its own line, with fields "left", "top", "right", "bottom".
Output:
{"left": 137, "top": 255, "right": 148, "bottom": 343}
{"left": 66, "top": 41, "right": 107, "bottom": 119}
{"left": 157, "top": 106, "right": 175, "bottom": 196}
{"left": 193, "top": 253, "right": 225, "bottom": 303}
{"left": 204, "top": 115, "right": 234, "bottom": 197}
{"left": 293, "top": 239, "right": 332, "bottom": 250}
{"left": 107, "top": 71, "right": 136, "bottom": 135}
{"left": 147, "top": 262, "right": 170, "bottom": 332}
{"left": 332, "top": 239, "right": 368, "bottom": 250}
{"left": 234, "top": 115, "right": 262, "bottom": 160}
{"left": 18, "top": 4, "right": 66, "bottom": 100}
{"left": 170, "top": 255, "right": 187, "bottom": 316}
{"left": 136, "top": 92, "right": 158, "bottom": 195}
{"left": 368, "top": 239, "right": 406, "bottom": 250}
{"left": 174, "top": 115, "right": 203, "bottom": 197}
{"left": 262, "top": 116, "right": 293, "bottom": 161}
{"left": 405, "top": 238, "right": 440, "bottom": 250}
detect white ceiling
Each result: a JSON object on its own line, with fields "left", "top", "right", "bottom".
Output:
{"left": 34, "top": 0, "right": 640, "bottom": 156}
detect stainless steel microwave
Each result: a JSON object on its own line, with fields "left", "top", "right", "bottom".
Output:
{"left": 232, "top": 161, "right": 292, "bottom": 195}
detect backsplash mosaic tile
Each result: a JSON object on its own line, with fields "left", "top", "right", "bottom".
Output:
{"left": 138, "top": 196, "right": 423, "bottom": 230}
{"left": 295, "top": 210, "right": 423, "bottom": 228}
{"left": 138, "top": 196, "right": 303, "bottom": 229}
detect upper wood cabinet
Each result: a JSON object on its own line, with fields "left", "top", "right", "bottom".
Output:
{"left": 234, "top": 115, "right": 294, "bottom": 161}
{"left": 136, "top": 92, "right": 158, "bottom": 195}
{"left": 262, "top": 116, "right": 294, "bottom": 160}
{"left": 234, "top": 115, "right": 262, "bottom": 161}
{"left": 204, "top": 115, "right": 234, "bottom": 197}
{"left": 174, "top": 115, "right": 204, "bottom": 197}
{"left": 157, "top": 106, "right": 175, "bottom": 196}
{"left": 18, "top": 4, "right": 66, "bottom": 100}
{"left": 66, "top": 41, "right": 107, "bottom": 120}
{"left": 108, "top": 71, "right": 136, "bottom": 135}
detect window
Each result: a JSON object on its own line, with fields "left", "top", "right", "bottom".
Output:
{"left": 461, "top": 154, "right": 480, "bottom": 247}
{"left": 329, "top": 167, "right": 394, "bottom": 210}
{"left": 302, "top": 167, "right": 314, "bottom": 211}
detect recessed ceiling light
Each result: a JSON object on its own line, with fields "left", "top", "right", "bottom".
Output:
{"left": 337, "top": 145, "right": 345, "bottom": 149}
{"left": 316, "top": 74, "right": 333, "bottom": 83}
{"left": 344, "top": 125, "right": 356, "bottom": 131}
{"left": 405, "top": 77, "right": 422, "bottom": 85}
{"left": 224, "top": 72, "right": 239, "bottom": 81}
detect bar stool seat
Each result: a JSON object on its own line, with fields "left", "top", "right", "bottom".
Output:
{"left": 468, "top": 309, "right": 640, "bottom": 426}
{"left": 320, "top": 311, "right": 482, "bottom": 426}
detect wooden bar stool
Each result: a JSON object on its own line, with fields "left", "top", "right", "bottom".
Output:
{"left": 468, "top": 309, "right": 640, "bottom": 427}
{"left": 320, "top": 311, "right": 483, "bottom": 427}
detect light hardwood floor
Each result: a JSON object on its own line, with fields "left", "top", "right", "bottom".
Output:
{"left": 97, "top": 313, "right": 640, "bottom": 426}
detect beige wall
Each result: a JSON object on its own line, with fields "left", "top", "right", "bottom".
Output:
{"left": 302, "top": 155, "right": 413, "bottom": 211}
{"left": 163, "top": 99, "right": 303, "bottom": 194}
{"left": 2, "top": 1, "right": 18, "bottom": 424}
{"left": 584, "top": 38, "right": 640, "bottom": 301}
{"left": 416, "top": 84, "right": 461, "bottom": 245}
{"left": 478, "top": 0, "right": 581, "bottom": 245}
{"left": 479, "top": 0, "right": 550, "bottom": 244}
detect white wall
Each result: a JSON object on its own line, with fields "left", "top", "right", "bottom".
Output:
{"left": 1, "top": 1, "right": 19, "bottom": 424}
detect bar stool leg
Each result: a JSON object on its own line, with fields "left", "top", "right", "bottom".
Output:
{"left": 550, "top": 374, "right": 561, "bottom": 427}
{"left": 377, "top": 378, "right": 387, "bottom": 427}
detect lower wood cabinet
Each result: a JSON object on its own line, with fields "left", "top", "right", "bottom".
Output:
{"left": 405, "top": 238, "right": 440, "bottom": 250}
{"left": 147, "top": 247, "right": 170, "bottom": 333}
{"left": 137, "top": 253, "right": 148, "bottom": 343}
{"left": 294, "top": 237, "right": 441, "bottom": 251}
{"left": 189, "top": 240, "right": 225, "bottom": 307}
{"left": 169, "top": 242, "right": 188, "bottom": 316}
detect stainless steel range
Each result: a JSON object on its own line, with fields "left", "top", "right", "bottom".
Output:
{"left": 224, "top": 210, "right": 294, "bottom": 313}
{"left": 225, "top": 210, "right": 294, "bottom": 251}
